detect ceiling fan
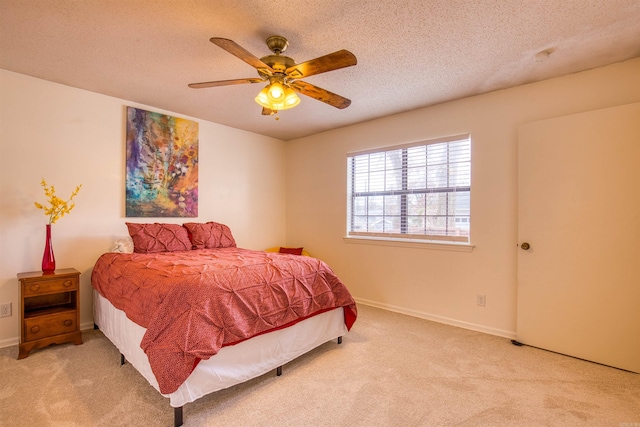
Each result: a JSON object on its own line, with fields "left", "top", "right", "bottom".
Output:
{"left": 188, "top": 36, "right": 357, "bottom": 116}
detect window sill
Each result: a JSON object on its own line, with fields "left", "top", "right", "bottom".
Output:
{"left": 343, "top": 236, "right": 475, "bottom": 252}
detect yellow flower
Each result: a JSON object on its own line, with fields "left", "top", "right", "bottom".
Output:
{"left": 34, "top": 178, "right": 82, "bottom": 224}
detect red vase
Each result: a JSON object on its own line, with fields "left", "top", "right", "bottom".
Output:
{"left": 42, "top": 224, "right": 56, "bottom": 274}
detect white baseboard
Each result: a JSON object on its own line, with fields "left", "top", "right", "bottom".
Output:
{"left": 355, "top": 297, "right": 517, "bottom": 340}
{"left": 80, "top": 321, "right": 95, "bottom": 331}
{"left": 0, "top": 336, "right": 19, "bottom": 348}
{"left": 2, "top": 305, "right": 516, "bottom": 350}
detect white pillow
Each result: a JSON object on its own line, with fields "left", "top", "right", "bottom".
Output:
{"left": 111, "top": 236, "right": 134, "bottom": 253}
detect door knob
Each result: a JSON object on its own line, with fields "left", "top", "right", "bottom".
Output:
{"left": 520, "top": 242, "right": 531, "bottom": 250}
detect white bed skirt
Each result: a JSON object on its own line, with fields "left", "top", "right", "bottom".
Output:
{"left": 93, "top": 290, "right": 347, "bottom": 407}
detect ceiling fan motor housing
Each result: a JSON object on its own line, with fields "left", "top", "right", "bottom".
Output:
{"left": 257, "top": 35, "right": 295, "bottom": 79}
{"left": 258, "top": 54, "right": 296, "bottom": 78}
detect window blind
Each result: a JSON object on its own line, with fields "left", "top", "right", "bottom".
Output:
{"left": 347, "top": 135, "right": 471, "bottom": 243}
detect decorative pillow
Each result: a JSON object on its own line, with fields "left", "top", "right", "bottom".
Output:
{"left": 111, "top": 237, "right": 134, "bottom": 253}
{"left": 125, "top": 223, "right": 192, "bottom": 253}
{"left": 279, "top": 247, "right": 304, "bottom": 255}
{"left": 183, "top": 222, "right": 237, "bottom": 249}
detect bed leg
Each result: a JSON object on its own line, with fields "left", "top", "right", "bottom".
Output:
{"left": 120, "top": 353, "right": 126, "bottom": 366}
{"left": 338, "top": 336, "right": 343, "bottom": 344}
{"left": 276, "top": 366, "right": 282, "bottom": 376}
{"left": 174, "top": 406, "right": 183, "bottom": 427}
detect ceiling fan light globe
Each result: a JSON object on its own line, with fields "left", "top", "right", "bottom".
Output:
{"left": 283, "top": 87, "right": 300, "bottom": 108}
{"left": 255, "top": 87, "right": 272, "bottom": 109}
{"left": 267, "top": 81, "right": 285, "bottom": 101}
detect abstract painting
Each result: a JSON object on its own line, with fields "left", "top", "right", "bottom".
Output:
{"left": 126, "top": 107, "right": 198, "bottom": 217}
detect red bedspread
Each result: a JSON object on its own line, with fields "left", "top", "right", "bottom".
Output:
{"left": 91, "top": 248, "right": 357, "bottom": 394}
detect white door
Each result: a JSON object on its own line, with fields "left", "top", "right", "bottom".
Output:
{"left": 516, "top": 102, "right": 640, "bottom": 373}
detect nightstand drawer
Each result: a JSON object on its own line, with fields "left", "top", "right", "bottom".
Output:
{"left": 24, "top": 311, "right": 77, "bottom": 342}
{"left": 22, "top": 277, "right": 78, "bottom": 296}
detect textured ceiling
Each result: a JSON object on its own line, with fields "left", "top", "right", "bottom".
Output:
{"left": 1, "top": 0, "right": 639, "bottom": 141}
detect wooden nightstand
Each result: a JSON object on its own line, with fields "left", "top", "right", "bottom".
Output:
{"left": 17, "top": 268, "right": 82, "bottom": 359}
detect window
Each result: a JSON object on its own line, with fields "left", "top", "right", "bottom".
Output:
{"left": 347, "top": 135, "right": 471, "bottom": 243}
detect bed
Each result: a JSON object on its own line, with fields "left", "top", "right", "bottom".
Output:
{"left": 91, "top": 222, "right": 357, "bottom": 426}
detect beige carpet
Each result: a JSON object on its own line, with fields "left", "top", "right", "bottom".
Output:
{"left": 1, "top": 304, "right": 639, "bottom": 426}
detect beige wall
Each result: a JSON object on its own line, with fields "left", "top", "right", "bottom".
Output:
{"left": 0, "top": 70, "right": 287, "bottom": 346}
{"left": 1, "top": 58, "right": 639, "bottom": 347}
{"left": 285, "top": 58, "right": 640, "bottom": 338}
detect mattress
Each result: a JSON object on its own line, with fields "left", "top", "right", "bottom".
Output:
{"left": 93, "top": 290, "right": 347, "bottom": 408}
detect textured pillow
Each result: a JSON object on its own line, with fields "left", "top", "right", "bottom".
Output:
{"left": 279, "top": 247, "right": 304, "bottom": 255}
{"left": 183, "top": 222, "right": 237, "bottom": 249}
{"left": 125, "top": 223, "right": 192, "bottom": 253}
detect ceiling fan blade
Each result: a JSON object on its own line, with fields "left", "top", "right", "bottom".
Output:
{"left": 286, "top": 50, "right": 357, "bottom": 79}
{"left": 188, "top": 78, "right": 264, "bottom": 89}
{"left": 290, "top": 80, "right": 351, "bottom": 109}
{"left": 210, "top": 38, "right": 274, "bottom": 74}
{"left": 261, "top": 107, "right": 276, "bottom": 116}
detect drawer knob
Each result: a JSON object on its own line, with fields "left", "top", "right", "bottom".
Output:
{"left": 30, "top": 325, "right": 40, "bottom": 333}
{"left": 63, "top": 319, "right": 73, "bottom": 327}
{"left": 63, "top": 280, "right": 73, "bottom": 287}
{"left": 29, "top": 284, "right": 40, "bottom": 292}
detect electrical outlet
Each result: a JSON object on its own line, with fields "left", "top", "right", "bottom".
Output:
{"left": 476, "top": 294, "right": 486, "bottom": 307}
{"left": 0, "top": 303, "right": 11, "bottom": 317}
